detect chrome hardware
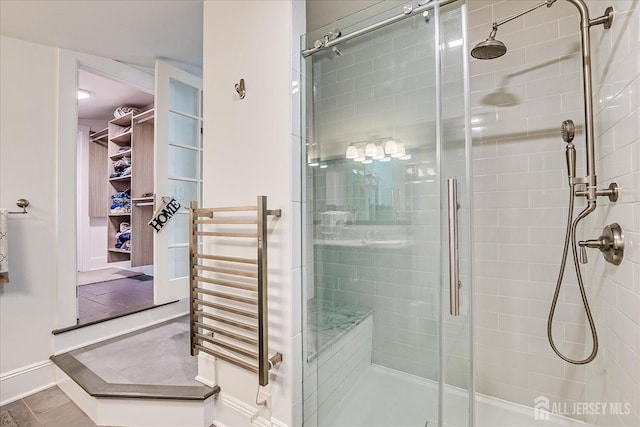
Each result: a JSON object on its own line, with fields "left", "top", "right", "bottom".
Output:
{"left": 590, "top": 6, "right": 614, "bottom": 29}
{"left": 579, "top": 223, "right": 624, "bottom": 265}
{"left": 189, "top": 197, "right": 283, "bottom": 386}
{"left": 565, "top": 142, "right": 576, "bottom": 180}
{"left": 302, "top": 0, "right": 459, "bottom": 57}
{"left": 447, "top": 179, "right": 460, "bottom": 316}
{"left": 580, "top": 246, "right": 588, "bottom": 264}
{"left": 561, "top": 119, "right": 575, "bottom": 143}
{"left": 235, "top": 78, "right": 246, "bottom": 99}
{"left": 8, "top": 198, "right": 29, "bottom": 215}
{"left": 403, "top": 4, "right": 413, "bottom": 14}
{"left": 575, "top": 182, "right": 618, "bottom": 202}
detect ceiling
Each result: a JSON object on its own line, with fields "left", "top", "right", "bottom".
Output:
{"left": 0, "top": 0, "right": 204, "bottom": 77}
{"left": 78, "top": 70, "right": 154, "bottom": 120}
{"left": 1, "top": 0, "right": 391, "bottom": 122}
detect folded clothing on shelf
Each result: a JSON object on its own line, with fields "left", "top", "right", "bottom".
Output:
{"left": 114, "top": 221, "right": 131, "bottom": 250}
{"left": 110, "top": 189, "right": 131, "bottom": 214}
{"left": 114, "top": 106, "right": 140, "bottom": 118}
{"left": 118, "top": 145, "right": 131, "bottom": 153}
{"left": 110, "top": 157, "right": 132, "bottom": 178}
{"left": 113, "top": 126, "right": 131, "bottom": 136}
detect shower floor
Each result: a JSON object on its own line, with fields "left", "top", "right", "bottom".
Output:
{"left": 321, "top": 364, "right": 437, "bottom": 427}
{"left": 319, "top": 363, "right": 589, "bottom": 427}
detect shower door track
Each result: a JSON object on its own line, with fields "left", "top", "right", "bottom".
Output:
{"left": 302, "top": 0, "right": 461, "bottom": 57}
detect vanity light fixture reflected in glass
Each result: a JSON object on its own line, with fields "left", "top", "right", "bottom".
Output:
{"left": 391, "top": 143, "right": 406, "bottom": 158}
{"left": 346, "top": 144, "right": 358, "bottom": 159}
{"left": 365, "top": 142, "right": 377, "bottom": 157}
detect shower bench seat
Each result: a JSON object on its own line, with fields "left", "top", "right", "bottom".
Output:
{"left": 304, "top": 299, "right": 373, "bottom": 425}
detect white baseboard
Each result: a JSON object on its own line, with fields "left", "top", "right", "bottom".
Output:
{"left": 88, "top": 256, "right": 107, "bottom": 270}
{"left": 0, "top": 360, "right": 56, "bottom": 406}
{"left": 214, "top": 392, "right": 287, "bottom": 427}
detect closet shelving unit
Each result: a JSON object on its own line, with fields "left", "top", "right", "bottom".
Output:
{"left": 106, "top": 109, "right": 155, "bottom": 266}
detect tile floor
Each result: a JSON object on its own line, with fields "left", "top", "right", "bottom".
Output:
{"left": 70, "top": 315, "right": 200, "bottom": 386}
{"left": 78, "top": 275, "right": 154, "bottom": 325}
{"left": 1, "top": 316, "right": 204, "bottom": 426}
{"left": 0, "top": 386, "right": 96, "bottom": 427}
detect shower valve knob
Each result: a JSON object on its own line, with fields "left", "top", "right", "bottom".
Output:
{"left": 580, "top": 246, "right": 588, "bottom": 264}
{"left": 578, "top": 223, "right": 624, "bottom": 266}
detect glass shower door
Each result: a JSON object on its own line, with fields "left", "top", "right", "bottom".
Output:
{"left": 438, "top": 3, "right": 474, "bottom": 426}
{"left": 301, "top": 1, "right": 472, "bottom": 426}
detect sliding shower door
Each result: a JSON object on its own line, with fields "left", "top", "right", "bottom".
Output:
{"left": 301, "top": 1, "right": 473, "bottom": 426}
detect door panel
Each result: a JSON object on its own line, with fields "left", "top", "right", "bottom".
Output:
{"left": 438, "top": 2, "right": 474, "bottom": 426}
{"left": 154, "top": 60, "right": 203, "bottom": 305}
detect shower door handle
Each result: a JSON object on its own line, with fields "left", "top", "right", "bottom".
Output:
{"left": 448, "top": 178, "right": 460, "bottom": 316}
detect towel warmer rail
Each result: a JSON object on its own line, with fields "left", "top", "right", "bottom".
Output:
{"left": 189, "top": 196, "right": 282, "bottom": 386}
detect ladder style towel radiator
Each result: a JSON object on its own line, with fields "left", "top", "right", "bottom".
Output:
{"left": 189, "top": 196, "right": 282, "bottom": 386}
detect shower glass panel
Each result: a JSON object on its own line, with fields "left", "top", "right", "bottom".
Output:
{"left": 301, "top": 1, "right": 472, "bottom": 426}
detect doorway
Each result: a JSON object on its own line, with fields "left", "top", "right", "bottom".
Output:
{"left": 76, "top": 69, "right": 155, "bottom": 325}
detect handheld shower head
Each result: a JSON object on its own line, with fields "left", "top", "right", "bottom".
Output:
{"left": 562, "top": 120, "right": 576, "bottom": 179}
{"left": 561, "top": 119, "right": 575, "bottom": 143}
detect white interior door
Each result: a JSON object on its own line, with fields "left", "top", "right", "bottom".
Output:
{"left": 153, "top": 59, "right": 203, "bottom": 305}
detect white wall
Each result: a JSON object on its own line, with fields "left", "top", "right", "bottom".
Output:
{"left": 469, "top": 0, "right": 639, "bottom": 424}
{"left": 585, "top": 0, "right": 640, "bottom": 425}
{"left": 0, "top": 35, "right": 59, "bottom": 403}
{"left": 201, "top": 1, "right": 304, "bottom": 426}
{"left": 0, "top": 36, "right": 187, "bottom": 407}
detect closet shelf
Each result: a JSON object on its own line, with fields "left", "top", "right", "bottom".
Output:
{"left": 108, "top": 213, "right": 131, "bottom": 217}
{"left": 109, "top": 175, "right": 131, "bottom": 182}
{"left": 110, "top": 130, "right": 132, "bottom": 144}
{"left": 90, "top": 128, "right": 109, "bottom": 145}
{"left": 108, "top": 248, "right": 131, "bottom": 254}
{"left": 111, "top": 112, "right": 134, "bottom": 127}
{"left": 110, "top": 149, "right": 132, "bottom": 160}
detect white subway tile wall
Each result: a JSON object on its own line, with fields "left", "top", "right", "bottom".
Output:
{"left": 302, "top": 314, "right": 373, "bottom": 427}
{"left": 469, "top": 0, "right": 639, "bottom": 424}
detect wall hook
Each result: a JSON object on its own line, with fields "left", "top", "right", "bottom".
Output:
{"left": 8, "top": 198, "right": 29, "bottom": 215}
{"left": 235, "top": 78, "right": 246, "bottom": 99}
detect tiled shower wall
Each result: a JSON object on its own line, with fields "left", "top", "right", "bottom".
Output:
{"left": 307, "top": 5, "right": 468, "bottom": 383}
{"left": 584, "top": 0, "right": 639, "bottom": 425}
{"left": 469, "top": 0, "right": 639, "bottom": 423}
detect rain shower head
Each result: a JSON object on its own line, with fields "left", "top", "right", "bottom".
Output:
{"left": 471, "top": 0, "right": 556, "bottom": 60}
{"left": 470, "top": 28, "right": 507, "bottom": 60}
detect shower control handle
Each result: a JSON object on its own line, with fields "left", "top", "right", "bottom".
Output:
{"left": 578, "top": 223, "right": 624, "bottom": 266}
{"left": 447, "top": 178, "right": 461, "bottom": 316}
{"left": 580, "top": 246, "right": 588, "bottom": 264}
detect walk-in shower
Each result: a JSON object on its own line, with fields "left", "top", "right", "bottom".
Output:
{"left": 470, "top": 0, "right": 624, "bottom": 364}
{"left": 301, "top": 1, "right": 473, "bottom": 426}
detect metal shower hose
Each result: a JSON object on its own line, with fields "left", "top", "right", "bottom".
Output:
{"left": 547, "top": 184, "right": 599, "bottom": 364}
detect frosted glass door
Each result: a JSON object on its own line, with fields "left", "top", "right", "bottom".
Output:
{"left": 153, "top": 60, "right": 203, "bottom": 305}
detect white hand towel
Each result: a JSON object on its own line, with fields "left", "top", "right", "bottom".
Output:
{"left": 0, "top": 209, "right": 8, "bottom": 283}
